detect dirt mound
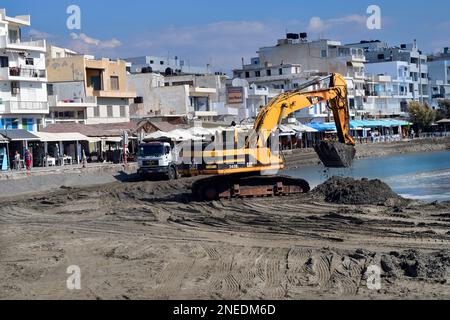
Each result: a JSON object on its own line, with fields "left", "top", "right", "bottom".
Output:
{"left": 381, "top": 250, "right": 450, "bottom": 279}
{"left": 313, "top": 176, "right": 403, "bottom": 205}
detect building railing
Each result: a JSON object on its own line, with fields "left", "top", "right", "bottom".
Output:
{"left": 48, "top": 95, "right": 97, "bottom": 106}
{"left": 9, "top": 67, "right": 46, "bottom": 78}
{"left": 6, "top": 38, "right": 46, "bottom": 49}
{"left": 3, "top": 101, "right": 48, "bottom": 113}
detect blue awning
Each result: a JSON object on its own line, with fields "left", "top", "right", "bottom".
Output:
{"left": 305, "top": 120, "right": 411, "bottom": 132}
{"left": 306, "top": 122, "right": 337, "bottom": 132}
{"left": 350, "top": 120, "right": 411, "bottom": 128}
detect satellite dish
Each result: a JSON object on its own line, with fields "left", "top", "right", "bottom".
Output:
{"left": 135, "top": 68, "right": 142, "bottom": 73}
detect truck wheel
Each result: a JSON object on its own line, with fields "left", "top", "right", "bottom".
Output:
{"left": 168, "top": 166, "right": 176, "bottom": 180}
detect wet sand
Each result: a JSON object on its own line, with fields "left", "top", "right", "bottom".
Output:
{"left": 1, "top": 177, "right": 450, "bottom": 299}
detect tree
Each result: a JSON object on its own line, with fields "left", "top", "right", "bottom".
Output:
{"left": 436, "top": 99, "right": 450, "bottom": 121}
{"left": 408, "top": 101, "right": 436, "bottom": 132}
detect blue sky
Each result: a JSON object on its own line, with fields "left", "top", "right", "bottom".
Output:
{"left": 3, "top": 0, "right": 450, "bottom": 72}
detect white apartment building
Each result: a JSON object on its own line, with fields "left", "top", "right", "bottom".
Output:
{"left": 125, "top": 55, "right": 210, "bottom": 75}
{"left": 427, "top": 49, "right": 450, "bottom": 108}
{"left": 0, "top": 8, "right": 48, "bottom": 131}
{"left": 127, "top": 73, "right": 238, "bottom": 122}
{"left": 349, "top": 40, "right": 429, "bottom": 116}
{"left": 233, "top": 34, "right": 366, "bottom": 122}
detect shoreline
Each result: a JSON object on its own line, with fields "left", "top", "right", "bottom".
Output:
{"left": 0, "top": 137, "right": 449, "bottom": 201}
{"left": 284, "top": 137, "right": 450, "bottom": 169}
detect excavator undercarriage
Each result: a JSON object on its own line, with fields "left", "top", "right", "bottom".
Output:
{"left": 192, "top": 173, "right": 310, "bottom": 201}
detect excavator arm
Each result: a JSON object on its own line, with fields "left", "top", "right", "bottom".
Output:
{"left": 250, "top": 73, "right": 356, "bottom": 168}
{"left": 252, "top": 73, "right": 355, "bottom": 147}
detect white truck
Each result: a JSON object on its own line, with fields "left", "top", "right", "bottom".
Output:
{"left": 137, "top": 139, "right": 179, "bottom": 180}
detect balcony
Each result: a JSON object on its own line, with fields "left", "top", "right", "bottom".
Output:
{"left": 0, "top": 67, "right": 47, "bottom": 81}
{"left": 48, "top": 95, "right": 97, "bottom": 108}
{"left": 351, "top": 54, "right": 366, "bottom": 62}
{"left": 86, "top": 87, "right": 136, "bottom": 99}
{"left": 0, "top": 35, "right": 46, "bottom": 52}
{"left": 1, "top": 101, "right": 48, "bottom": 115}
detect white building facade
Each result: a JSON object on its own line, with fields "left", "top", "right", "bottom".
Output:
{"left": 127, "top": 73, "right": 238, "bottom": 122}
{"left": 0, "top": 8, "right": 48, "bottom": 131}
{"left": 125, "top": 55, "right": 210, "bottom": 75}
{"left": 427, "top": 49, "right": 450, "bottom": 108}
{"left": 349, "top": 40, "right": 429, "bottom": 116}
{"left": 233, "top": 34, "right": 366, "bottom": 122}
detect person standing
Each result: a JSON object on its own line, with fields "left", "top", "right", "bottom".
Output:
{"left": 14, "top": 151, "right": 21, "bottom": 171}
{"left": 24, "top": 149, "right": 32, "bottom": 171}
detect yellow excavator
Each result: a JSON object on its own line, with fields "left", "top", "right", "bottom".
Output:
{"left": 186, "top": 73, "right": 356, "bottom": 201}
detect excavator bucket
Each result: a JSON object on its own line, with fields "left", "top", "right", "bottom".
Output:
{"left": 314, "top": 141, "right": 356, "bottom": 168}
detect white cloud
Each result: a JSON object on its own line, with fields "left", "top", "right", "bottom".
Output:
{"left": 124, "top": 20, "right": 285, "bottom": 70}
{"left": 69, "top": 32, "right": 122, "bottom": 49}
{"left": 26, "top": 29, "right": 53, "bottom": 39}
{"left": 307, "top": 15, "right": 367, "bottom": 33}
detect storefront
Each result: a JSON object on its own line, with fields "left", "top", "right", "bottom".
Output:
{"left": 32, "top": 132, "right": 100, "bottom": 167}
{"left": 0, "top": 129, "right": 40, "bottom": 169}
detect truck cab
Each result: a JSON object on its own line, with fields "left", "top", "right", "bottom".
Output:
{"left": 137, "top": 140, "right": 178, "bottom": 180}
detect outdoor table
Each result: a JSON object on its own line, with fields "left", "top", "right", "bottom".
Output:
{"left": 44, "top": 157, "right": 56, "bottom": 167}
{"left": 62, "top": 156, "right": 73, "bottom": 166}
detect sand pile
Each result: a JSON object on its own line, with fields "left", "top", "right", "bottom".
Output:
{"left": 313, "top": 176, "right": 403, "bottom": 205}
{"left": 381, "top": 250, "right": 450, "bottom": 279}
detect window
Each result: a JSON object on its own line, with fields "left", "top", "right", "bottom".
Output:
{"left": 150, "top": 60, "right": 154, "bottom": 64}
{"left": 93, "top": 107, "right": 100, "bottom": 117}
{"left": 22, "top": 119, "right": 33, "bottom": 131}
{"left": 110, "top": 76, "right": 119, "bottom": 90}
{"left": 11, "top": 82, "right": 20, "bottom": 95}
{"left": 107, "top": 105, "right": 113, "bottom": 117}
{"left": 255, "top": 71, "right": 261, "bottom": 77}
{"left": 0, "top": 56, "right": 8, "bottom": 68}
{"left": 245, "top": 71, "right": 250, "bottom": 78}
{"left": 266, "top": 69, "right": 272, "bottom": 76}
{"left": 89, "top": 76, "right": 102, "bottom": 90}
{"left": 321, "top": 50, "right": 327, "bottom": 58}
{"left": 56, "top": 52, "right": 61, "bottom": 58}
{"left": 8, "top": 29, "right": 19, "bottom": 43}
{"left": 5, "top": 118, "right": 19, "bottom": 129}
{"left": 279, "top": 68, "right": 283, "bottom": 75}
{"left": 25, "top": 58, "right": 34, "bottom": 66}
{"left": 120, "top": 106, "right": 126, "bottom": 117}
{"left": 47, "top": 84, "right": 54, "bottom": 96}
{"left": 160, "top": 61, "right": 164, "bottom": 65}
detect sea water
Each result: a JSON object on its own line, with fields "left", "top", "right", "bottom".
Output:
{"left": 285, "top": 150, "right": 450, "bottom": 202}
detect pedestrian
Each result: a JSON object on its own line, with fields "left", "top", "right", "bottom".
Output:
{"left": 82, "top": 149, "right": 87, "bottom": 169}
{"left": 24, "top": 149, "right": 32, "bottom": 171}
{"left": 14, "top": 151, "right": 21, "bottom": 170}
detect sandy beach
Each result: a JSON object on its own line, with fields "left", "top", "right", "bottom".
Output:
{"left": 1, "top": 138, "right": 450, "bottom": 300}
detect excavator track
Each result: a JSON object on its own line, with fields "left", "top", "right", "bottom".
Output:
{"left": 192, "top": 174, "right": 310, "bottom": 201}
